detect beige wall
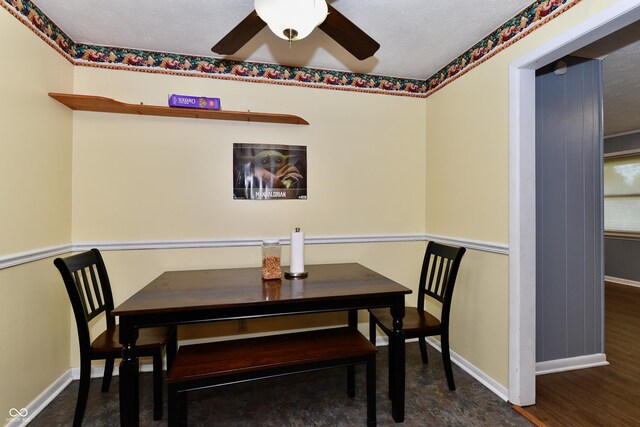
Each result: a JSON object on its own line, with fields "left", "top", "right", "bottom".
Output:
{"left": 68, "top": 67, "right": 427, "bottom": 364}
{"left": 71, "top": 67, "right": 426, "bottom": 241}
{"left": 0, "top": 14, "right": 73, "bottom": 254}
{"left": 0, "top": 7, "right": 73, "bottom": 421}
{"left": 425, "top": 0, "right": 623, "bottom": 386}
{"left": 0, "top": 260, "right": 70, "bottom": 420}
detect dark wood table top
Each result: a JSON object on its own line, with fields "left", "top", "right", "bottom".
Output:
{"left": 113, "top": 263, "right": 411, "bottom": 317}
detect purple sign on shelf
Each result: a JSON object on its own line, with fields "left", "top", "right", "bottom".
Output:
{"left": 168, "top": 94, "right": 221, "bottom": 110}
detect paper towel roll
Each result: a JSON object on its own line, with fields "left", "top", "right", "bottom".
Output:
{"left": 290, "top": 228, "right": 305, "bottom": 273}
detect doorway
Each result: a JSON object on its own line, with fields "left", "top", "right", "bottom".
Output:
{"left": 508, "top": 1, "right": 640, "bottom": 406}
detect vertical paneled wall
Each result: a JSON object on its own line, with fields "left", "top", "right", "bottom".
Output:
{"left": 604, "top": 237, "right": 640, "bottom": 281}
{"left": 535, "top": 56, "right": 604, "bottom": 362}
{"left": 604, "top": 131, "right": 640, "bottom": 153}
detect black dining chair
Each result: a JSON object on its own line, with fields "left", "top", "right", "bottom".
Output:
{"left": 369, "top": 241, "right": 466, "bottom": 390}
{"left": 54, "top": 248, "right": 177, "bottom": 426}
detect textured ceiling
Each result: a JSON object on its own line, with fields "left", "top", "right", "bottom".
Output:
{"left": 575, "top": 20, "right": 640, "bottom": 137}
{"left": 32, "top": 0, "right": 535, "bottom": 80}
{"left": 603, "top": 40, "right": 640, "bottom": 137}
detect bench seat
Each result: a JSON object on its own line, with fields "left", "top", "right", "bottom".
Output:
{"left": 167, "top": 327, "right": 377, "bottom": 426}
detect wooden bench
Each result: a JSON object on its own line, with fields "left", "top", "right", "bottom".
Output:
{"left": 167, "top": 327, "right": 378, "bottom": 426}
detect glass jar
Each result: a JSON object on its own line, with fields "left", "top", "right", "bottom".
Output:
{"left": 261, "top": 241, "right": 282, "bottom": 280}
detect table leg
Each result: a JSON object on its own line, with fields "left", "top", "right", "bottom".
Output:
{"left": 347, "top": 309, "right": 357, "bottom": 397}
{"left": 119, "top": 319, "right": 139, "bottom": 427}
{"left": 390, "top": 298, "right": 405, "bottom": 423}
{"left": 348, "top": 309, "right": 358, "bottom": 329}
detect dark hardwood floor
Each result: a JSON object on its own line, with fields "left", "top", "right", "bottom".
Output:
{"left": 517, "top": 282, "right": 640, "bottom": 426}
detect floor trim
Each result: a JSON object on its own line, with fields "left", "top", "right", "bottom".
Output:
{"left": 535, "top": 353, "right": 608, "bottom": 375}
{"left": 425, "top": 337, "right": 509, "bottom": 401}
{"left": 69, "top": 360, "right": 157, "bottom": 380}
{"left": 375, "top": 335, "right": 509, "bottom": 401}
{"left": 512, "top": 405, "right": 548, "bottom": 427}
{"left": 6, "top": 370, "right": 72, "bottom": 427}
{"left": 11, "top": 362, "right": 157, "bottom": 426}
{"left": 604, "top": 275, "right": 640, "bottom": 288}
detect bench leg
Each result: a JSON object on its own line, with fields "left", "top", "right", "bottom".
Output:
{"left": 387, "top": 338, "right": 394, "bottom": 401}
{"left": 178, "top": 393, "right": 188, "bottom": 427}
{"left": 367, "top": 356, "right": 377, "bottom": 426}
{"left": 166, "top": 327, "right": 178, "bottom": 370}
{"left": 168, "top": 384, "right": 177, "bottom": 427}
{"left": 153, "top": 350, "right": 163, "bottom": 420}
{"left": 347, "top": 365, "right": 355, "bottom": 397}
{"left": 168, "top": 385, "right": 188, "bottom": 427}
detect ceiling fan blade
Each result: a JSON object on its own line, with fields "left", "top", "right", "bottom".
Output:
{"left": 211, "top": 10, "right": 266, "bottom": 55}
{"left": 318, "top": 5, "right": 380, "bottom": 60}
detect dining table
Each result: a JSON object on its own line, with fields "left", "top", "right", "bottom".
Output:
{"left": 112, "top": 262, "right": 412, "bottom": 426}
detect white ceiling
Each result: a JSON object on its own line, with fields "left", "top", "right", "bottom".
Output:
{"left": 602, "top": 40, "right": 640, "bottom": 137}
{"left": 28, "top": 0, "right": 640, "bottom": 135}
{"left": 575, "top": 21, "right": 640, "bottom": 137}
{"left": 33, "top": 0, "right": 534, "bottom": 80}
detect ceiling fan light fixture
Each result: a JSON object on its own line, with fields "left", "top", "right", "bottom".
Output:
{"left": 255, "top": 0, "right": 328, "bottom": 42}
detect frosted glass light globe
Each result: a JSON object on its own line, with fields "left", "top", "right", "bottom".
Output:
{"left": 255, "top": 0, "right": 329, "bottom": 41}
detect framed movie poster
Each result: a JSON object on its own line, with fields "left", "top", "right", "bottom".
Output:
{"left": 233, "top": 143, "right": 307, "bottom": 200}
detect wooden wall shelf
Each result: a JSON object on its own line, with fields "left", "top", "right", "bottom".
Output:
{"left": 48, "top": 93, "right": 309, "bottom": 125}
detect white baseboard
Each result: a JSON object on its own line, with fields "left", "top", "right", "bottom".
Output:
{"left": 7, "top": 361, "right": 156, "bottom": 427}
{"left": 536, "top": 353, "right": 608, "bottom": 375}
{"left": 69, "top": 359, "right": 156, "bottom": 380}
{"left": 374, "top": 335, "right": 509, "bottom": 401}
{"left": 425, "top": 337, "right": 510, "bottom": 401}
{"left": 605, "top": 275, "right": 640, "bottom": 288}
{"left": 6, "top": 370, "right": 72, "bottom": 427}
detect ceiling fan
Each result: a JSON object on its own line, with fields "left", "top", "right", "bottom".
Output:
{"left": 211, "top": 0, "right": 380, "bottom": 61}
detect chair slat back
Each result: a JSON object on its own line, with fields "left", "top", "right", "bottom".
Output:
{"left": 55, "top": 249, "right": 116, "bottom": 344}
{"left": 418, "top": 242, "right": 466, "bottom": 313}
{"left": 72, "top": 264, "right": 106, "bottom": 321}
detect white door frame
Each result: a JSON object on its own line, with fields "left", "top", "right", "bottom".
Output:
{"left": 508, "top": 0, "right": 640, "bottom": 406}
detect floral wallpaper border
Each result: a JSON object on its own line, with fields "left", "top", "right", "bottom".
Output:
{"left": 2, "top": 0, "right": 580, "bottom": 97}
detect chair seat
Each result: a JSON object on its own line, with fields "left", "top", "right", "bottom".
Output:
{"left": 92, "top": 324, "right": 174, "bottom": 353}
{"left": 369, "top": 307, "right": 442, "bottom": 339}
